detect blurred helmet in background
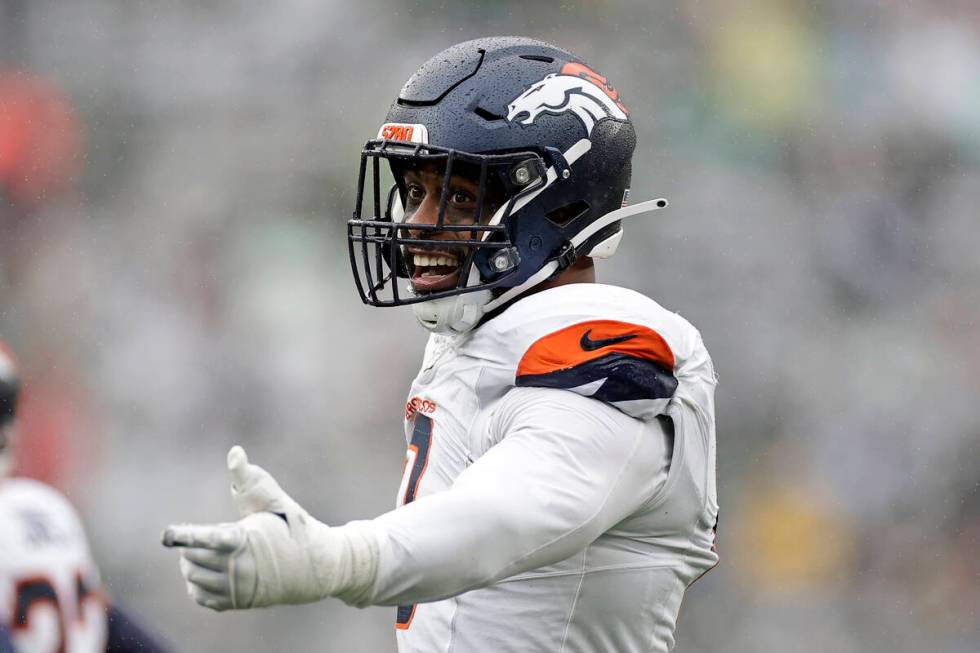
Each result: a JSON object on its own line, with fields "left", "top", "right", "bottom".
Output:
{"left": 348, "top": 36, "right": 655, "bottom": 335}
{"left": 0, "top": 339, "right": 20, "bottom": 477}
{"left": 0, "top": 70, "right": 82, "bottom": 211}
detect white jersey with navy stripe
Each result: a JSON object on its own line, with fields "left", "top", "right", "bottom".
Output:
{"left": 359, "top": 283, "right": 718, "bottom": 653}
{"left": 0, "top": 478, "right": 107, "bottom": 653}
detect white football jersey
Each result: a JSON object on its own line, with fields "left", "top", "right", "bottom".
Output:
{"left": 353, "top": 283, "right": 718, "bottom": 652}
{"left": 0, "top": 478, "right": 107, "bottom": 653}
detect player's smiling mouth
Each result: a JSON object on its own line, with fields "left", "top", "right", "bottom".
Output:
{"left": 406, "top": 248, "right": 463, "bottom": 293}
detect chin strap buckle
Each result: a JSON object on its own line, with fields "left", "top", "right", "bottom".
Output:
{"left": 553, "top": 240, "right": 578, "bottom": 275}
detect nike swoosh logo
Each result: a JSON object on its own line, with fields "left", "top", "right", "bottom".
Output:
{"left": 579, "top": 329, "right": 637, "bottom": 351}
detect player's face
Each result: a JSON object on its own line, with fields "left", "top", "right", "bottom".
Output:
{"left": 399, "top": 162, "right": 504, "bottom": 294}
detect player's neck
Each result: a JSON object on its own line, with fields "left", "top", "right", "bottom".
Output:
{"left": 477, "top": 259, "right": 595, "bottom": 328}
{"left": 526, "top": 257, "right": 595, "bottom": 297}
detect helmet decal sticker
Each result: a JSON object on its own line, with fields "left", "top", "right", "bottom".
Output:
{"left": 377, "top": 123, "right": 429, "bottom": 144}
{"left": 506, "top": 62, "right": 629, "bottom": 136}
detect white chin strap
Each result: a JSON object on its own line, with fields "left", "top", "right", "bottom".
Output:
{"left": 412, "top": 198, "right": 669, "bottom": 335}
{"left": 412, "top": 266, "right": 491, "bottom": 336}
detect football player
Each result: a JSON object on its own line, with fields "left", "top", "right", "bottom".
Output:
{"left": 0, "top": 340, "right": 170, "bottom": 653}
{"left": 164, "top": 37, "right": 718, "bottom": 652}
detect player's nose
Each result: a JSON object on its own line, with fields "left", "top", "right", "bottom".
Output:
{"left": 405, "top": 195, "right": 438, "bottom": 228}
{"left": 404, "top": 189, "right": 446, "bottom": 239}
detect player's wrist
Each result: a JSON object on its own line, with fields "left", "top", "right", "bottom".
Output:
{"left": 245, "top": 513, "right": 379, "bottom": 608}
{"left": 307, "top": 520, "right": 379, "bottom": 607}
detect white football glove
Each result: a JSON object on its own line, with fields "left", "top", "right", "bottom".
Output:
{"left": 162, "top": 446, "right": 378, "bottom": 611}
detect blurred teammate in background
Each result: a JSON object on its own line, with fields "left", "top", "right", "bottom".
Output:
{"left": 165, "top": 37, "right": 718, "bottom": 652}
{"left": 0, "top": 69, "right": 99, "bottom": 490}
{"left": 0, "top": 339, "right": 170, "bottom": 653}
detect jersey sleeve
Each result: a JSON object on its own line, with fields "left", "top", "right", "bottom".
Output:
{"left": 515, "top": 318, "right": 678, "bottom": 419}
{"left": 354, "top": 386, "right": 671, "bottom": 606}
{"left": 465, "top": 284, "right": 698, "bottom": 422}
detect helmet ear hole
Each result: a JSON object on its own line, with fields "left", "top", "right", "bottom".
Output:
{"left": 545, "top": 200, "right": 589, "bottom": 227}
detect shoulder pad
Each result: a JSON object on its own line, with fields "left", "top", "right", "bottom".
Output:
{"left": 467, "top": 284, "right": 694, "bottom": 419}
{"left": 516, "top": 318, "right": 676, "bottom": 397}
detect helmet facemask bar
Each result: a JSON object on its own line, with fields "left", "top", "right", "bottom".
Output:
{"left": 347, "top": 140, "right": 546, "bottom": 307}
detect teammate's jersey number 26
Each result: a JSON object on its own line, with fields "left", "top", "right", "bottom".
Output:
{"left": 12, "top": 571, "right": 102, "bottom": 653}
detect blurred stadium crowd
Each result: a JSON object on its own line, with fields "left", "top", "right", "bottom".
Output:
{"left": 1, "top": 0, "right": 977, "bottom": 651}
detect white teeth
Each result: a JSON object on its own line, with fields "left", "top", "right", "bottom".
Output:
{"left": 413, "top": 253, "right": 458, "bottom": 268}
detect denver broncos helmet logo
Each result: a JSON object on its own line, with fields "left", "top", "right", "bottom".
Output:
{"left": 506, "top": 62, "right": 629, "bottom": 137}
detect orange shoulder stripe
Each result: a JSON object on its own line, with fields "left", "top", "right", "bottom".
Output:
{"left": 516, "top": 319, "right": 674, "bottom": 378}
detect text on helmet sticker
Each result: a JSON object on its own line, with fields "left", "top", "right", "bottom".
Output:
{"left": 506, "top": 62, "right": 629, "bottom": 137}
{"left": 377, "top": 123, "right": 429, "bottom": 144}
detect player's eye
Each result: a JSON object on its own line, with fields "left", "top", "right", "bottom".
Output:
{"left": 406, "top": 184, "right": 425, "bottom": 203}
{"left": 449, "top": 190, "right": 475, "bottom": 206}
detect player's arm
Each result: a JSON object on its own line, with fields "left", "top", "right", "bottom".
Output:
{"left": 360, "top": 386, "right": 671, "bottom": 605}
{"left": 164, "top": 387, "right": 670, "bottom": 610}
{"left": 163, "top": 446, "right": 379, "bottom": 610}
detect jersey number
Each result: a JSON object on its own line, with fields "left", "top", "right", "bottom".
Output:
{"left": 395, "top": 415, "right": 433, "bottom": 630}
{"left": 12, "top": 572, "right": 101, "bottom": 653}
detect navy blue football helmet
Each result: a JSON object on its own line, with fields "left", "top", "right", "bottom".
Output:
{"left": 347, "top": 36, "right": 667, "bottom": 334}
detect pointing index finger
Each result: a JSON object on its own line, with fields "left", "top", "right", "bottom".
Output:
{"left": 161, "top": 524, "right": 242, "bottom": 551}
